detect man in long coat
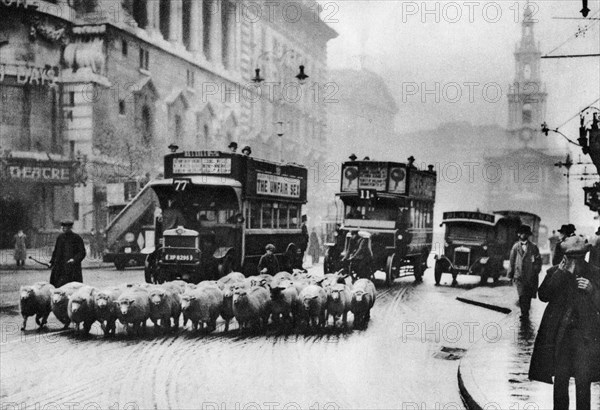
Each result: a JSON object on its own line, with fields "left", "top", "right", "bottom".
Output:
{"left": 529, "top": 236, "right": 600, "bottom": 410}
{"left": 49, "top": 221, "right": 86, "bottom": 288}
{"left": 348, "top": 231, "right": 373, "bottom": 280}
{"left": 508, "top": 225, "right": 542, "bottom": 320}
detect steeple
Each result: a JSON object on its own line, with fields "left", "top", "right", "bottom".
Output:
{"left": 507, "top": 1, "right": 548, "bottom": 151}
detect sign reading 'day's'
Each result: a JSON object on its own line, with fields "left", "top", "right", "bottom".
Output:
{"left": 172, "top": 158, "right": 231, "bottom": 175}
{"left": 256, "top": 173, "right": 300, "bottom": 198}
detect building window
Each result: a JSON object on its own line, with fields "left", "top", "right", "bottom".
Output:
{"left": 204, "top": 124, "right": 210, "bottom": 145}
{"left": 182, "top": 0, "right": 192, "bottom": 49}
{"left": 141, "top": 105, "right": 152, "bottom": 143}
{"left": 221, "top": 0, "right": 232, "bottom": 68}
{"left": 139, "top": 48, "right": 149, "bottom": 70}
{"left": 159, "top": 0, "right": 170, "bottom": 39}
{"left": 73, "top": 202, "right": 79, "bottom": 220}
{"left": 69, "top": 91, "right": 75, "bottom": 106}
{"left": 187, "top": 69, "right": 195, "bottom": 88}
{"left": 122, "top": 39, "right": 128, "bottom": 57}
{"left": 174, "top": 114, "right": 183, "bottom": 143}
{"left": 203, "top": 0, "right": 212, "bottom": 59}
{"left": 132, "top": 0, "right": 148, "bottom": 29}
{"left": 119, "top": 99, "right": 126, "bottom": 115}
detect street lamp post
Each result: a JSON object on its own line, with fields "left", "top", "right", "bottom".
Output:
{"left": 555, "top": 153, "right": 574, "bottom": 221}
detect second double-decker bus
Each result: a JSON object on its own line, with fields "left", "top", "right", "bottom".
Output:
{"left": 324, "top": 158, "right": 437, "bottom": 286}
{"left": 143, "top": 149, "right": 308, "bottom": 283}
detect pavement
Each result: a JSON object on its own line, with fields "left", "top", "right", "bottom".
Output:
{"left": 0, "top": 246, "right": 112, "bottom": 271}
{"left": 457, "top": 274, "right": 600, "bottom": 410}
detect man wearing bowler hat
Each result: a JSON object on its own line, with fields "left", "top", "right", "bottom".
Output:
{"left": 228, "top": 142, "right": 238, "bottom": 153}
{"left": 553, "top": 224, "right": 577, "bottom": 266}
{"left": 49, "top": 220, "right": 86, "bottom": 288}
{"left": 508, "top": 225, "right": 542, "bottom": 320}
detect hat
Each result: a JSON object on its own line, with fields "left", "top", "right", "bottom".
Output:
{"left": 60, "top": 220, "right": 74, "bottom": 227}
{"left": 517, "top": 225, "right": 532, "bottom": 236}
{"left": 560, "top": 236, "right": 591, "bottom": 256}
{"left": 242, "top": 146, "right": 252, "bottom": 155}
{"left": 228, "top": 142, "right": 238, "bottom": 149}
{"left": 558, "top": 224, "right": 576, "bottom": 235}
{"left": 348, "top": 154, "right": 357, "bottom": 161}
{"left": 265, "top": 244, "right": 276, "bottom": 252}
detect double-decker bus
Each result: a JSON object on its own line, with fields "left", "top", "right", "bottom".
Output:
{"left": 144, "top": 150, "right": 308, "bottom": 283}
{"left": 324, "top": 159, "right": 436, "bottom": 286}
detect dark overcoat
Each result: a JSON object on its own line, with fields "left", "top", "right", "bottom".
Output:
{"left": 258, "top": 253, "right": 280, "bottom": 276}
{"left": 508, "top": 240, "right": 542, "bottom": 298}
{"left": 49, "top": 231, "right": 86, "bottom": 287}
{"left": 528, "top": 263, "right": 600, "bottom": 384}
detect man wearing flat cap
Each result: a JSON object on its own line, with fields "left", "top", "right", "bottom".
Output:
{"left": 258, "top": 244, "right": 280, "bottom": 276}
{"left": 553, "top": 223, "right": 576, "bottom": 266}
{"left": 508, "top": 225, "right": 542, "bottom": 320}
{"left": 49, "top": 220, "right": 86, "bottom": 288}
{"left": 529, "top": 236, "right": 600, "bottom": 410}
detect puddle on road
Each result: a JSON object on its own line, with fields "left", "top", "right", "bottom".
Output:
{"left": 433, "top": 346, "right": 467, "bottom": 360}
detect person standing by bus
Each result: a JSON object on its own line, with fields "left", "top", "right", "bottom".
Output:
{"left": 508, "top": 225, "right": 542, "bottom": 320}
{"left": 258, "top": 244, "right": 280, "bottom": 276}
{"left": 308, "top": 228, "right": 321, "bottom": 265}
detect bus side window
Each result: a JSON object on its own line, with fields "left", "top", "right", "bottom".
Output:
{"left": 278, "top": 203, "right": 288, "bottom": 229}
{"left": 250, "top": 202, "right": 260, "bottom": 229}
{"left": 262, "top": 203, "right": 273, "bottom": 229}
{"left": 289, "top": 205, "right": 299, "bottom": 229}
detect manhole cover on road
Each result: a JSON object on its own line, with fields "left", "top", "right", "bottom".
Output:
{"left": 433, "top": 346, "right": 468, "bottom": 361}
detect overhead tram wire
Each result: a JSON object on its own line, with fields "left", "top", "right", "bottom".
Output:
{"left": 544, "top": 9, "right": 600, "bottom": 57}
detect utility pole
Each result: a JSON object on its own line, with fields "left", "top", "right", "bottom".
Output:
{"left": 555, "top": 154, "right": 574, "bottom": 221}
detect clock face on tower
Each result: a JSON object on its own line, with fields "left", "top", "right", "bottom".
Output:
{"left": 520, "top": 129, "right": 533, "bottom": 142}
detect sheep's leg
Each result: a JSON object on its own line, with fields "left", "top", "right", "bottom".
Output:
{"left": 21, "top": 316, "right": 28, "bottom": 331}
{"left": 172, "top": 313, "right": 180, "bottom": 330}
{"left": 83, "top": 320, "right": 93, "bottom": 334}
{"left": 342, "top": 312, "right": 348, "bottom": 327}
{"left": 35, "top": 314, "right": 41, "bottom": 327}
{"left": 224, "top": 319, "right": 229, "bottom": 332}
{"left": 63, "top": 320, "right": 70, "bottom": 330}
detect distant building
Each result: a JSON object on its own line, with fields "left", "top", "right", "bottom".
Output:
{"left": 0, "top": 0, "right": 336, "bottom": 247}
{"left": 484, "top": 5, "right": 566, "bottom": 243}
{"left": 324, "top": 67, "right": 398, "bottom": 225}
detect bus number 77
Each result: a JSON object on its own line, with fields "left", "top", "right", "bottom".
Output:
{"left": 173, "top": 179, "right": 190, "bottom": 191}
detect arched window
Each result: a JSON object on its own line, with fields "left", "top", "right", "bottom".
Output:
{"left": 204, "top": 124, "right": 210, "bottom": 145}
{"left": 175, "top": 114, "right": 183, "bottom": 143}
{"left": 203, "top": 0, "right": 212, "bottom": 59}
{"left": 141, "top": 105, "right": 152, "bottom": 144}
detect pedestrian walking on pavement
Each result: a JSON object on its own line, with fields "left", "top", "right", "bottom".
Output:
{"left": 308, "top": 228, "right": 320, "bottom": 265}
{"left": 49, "top": 220, "right": 86, "bottom": 288}
{"left": 508, "top": 225, "right": 542, "bottom": 320}
{"left": 258, "top": 244, "right": 280, "bottom": 276}
{"left": 529, "top": 235, "right": 600, "bottom": 410}
{"left": 89, "top": 228, "right": 98, "bottom": 259}
{"left": 13, "top": 229, "right": 27, "bottom": 267}
{"left": 553, "top": 224, "right": 576, "bottom": 266}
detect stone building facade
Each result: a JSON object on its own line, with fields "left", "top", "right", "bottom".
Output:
{"left": 0, "top": 0, "right": 336, "bottom": 246}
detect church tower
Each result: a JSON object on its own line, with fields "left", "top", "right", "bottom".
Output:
{"left": 507, "top": 4, "right": 548, "bottom": 150}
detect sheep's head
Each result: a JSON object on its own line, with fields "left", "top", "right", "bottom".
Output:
{"left": 149, "top": 289, "right": 165, "bottom": 306}
{"left": 353, "top": 290, "right": 365, "bottom": 302}
{"left": 303, "top": 295, "right": 318, "bottom": 310}
{"left": 118, "top": 298, "right": 135, "bottom": 315}
{"left": 95, "top": 293, "right": 111, "bottom": 309}
{"left": 180, "top": 294, "right": 195, "bottom": 311}
{"left": 233, "top": 287, "right": 248, "bottom": 304}
{"left": 20, "top": 286, "right": 34, "bottom": 301}
{"left": 70, "top": 296, "right": 85, "bottom": 313}
{"left": 52, "top": 291, "right": 67, "bottom": 305}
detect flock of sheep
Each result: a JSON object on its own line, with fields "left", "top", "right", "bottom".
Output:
{"left": 18, "top": 271, "right": 377, "bottom": 336}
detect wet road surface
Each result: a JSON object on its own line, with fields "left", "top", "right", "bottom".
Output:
{"left": 1, "top": 268, "right": 508, "bottom": 410}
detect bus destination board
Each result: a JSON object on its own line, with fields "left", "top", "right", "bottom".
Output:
{"left": 172, "top": 158, "right": 232, "bottom": 175}
{"left": 256, "top": 173, "right": 301, "bottom": 198}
